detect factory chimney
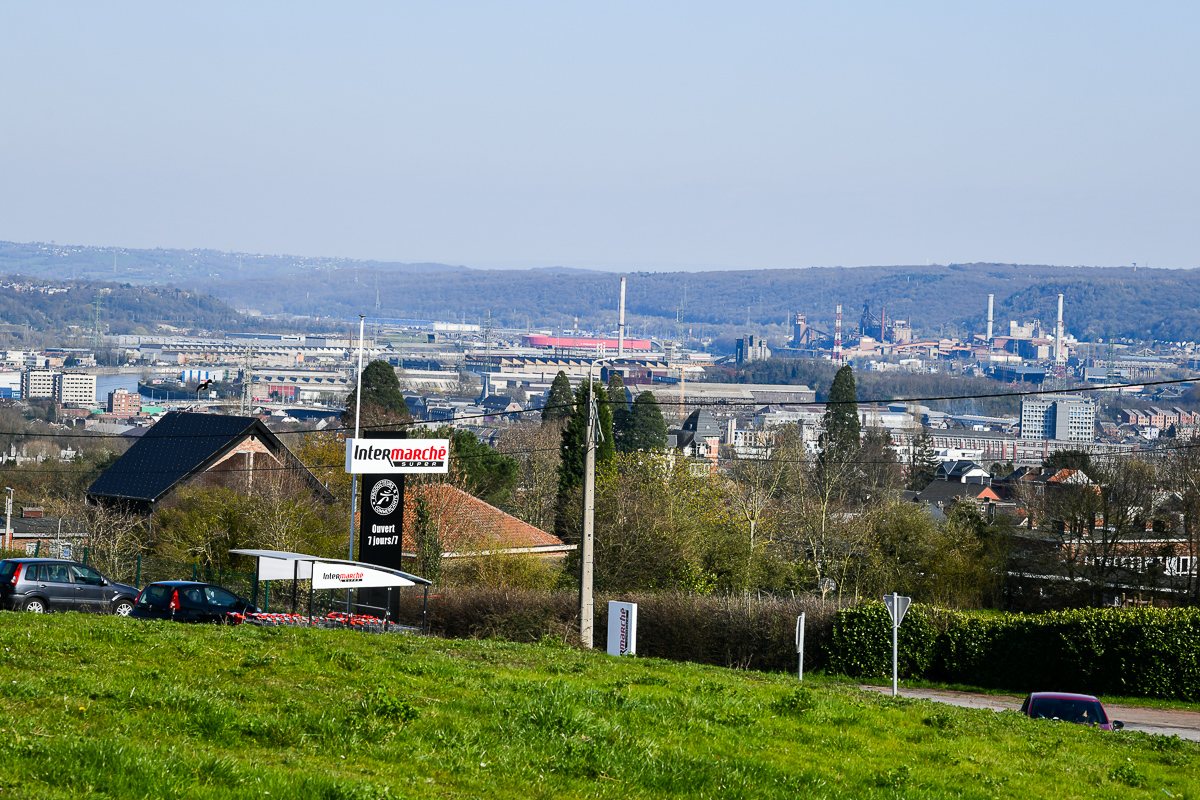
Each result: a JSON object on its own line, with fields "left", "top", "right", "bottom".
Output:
{"left": 617, "top": 277, "right": 626, "bottom": 358}
{"left": 1055, "top": 293, "right": 1066, "bottom": 364}
{"left": 986, "top": 294, "right": 994, "bottom": 343}
{"left": 834, "top": 303, "right": 843, "bottom": 361}
{"left": 880, "top": 304, "right": 886, "bottom": 343}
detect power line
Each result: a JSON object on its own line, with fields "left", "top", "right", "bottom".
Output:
{"left": 7, "top": 374, "right": 1196, "bottom": 442}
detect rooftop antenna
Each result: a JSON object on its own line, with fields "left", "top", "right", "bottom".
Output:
{"left": 91, "top": 294, "right": 103, "bottom": 350}
{"left": 484, "top": 310, "right": 493, "bottom": 361}
{"left": 834, "top": 303, "right": 843, "bottom": 361}
{"left": 239, "top": 346, "right": 255, "bottom": 416}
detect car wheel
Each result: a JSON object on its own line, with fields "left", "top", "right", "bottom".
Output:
{"left": 113, "top": 599, "right": 134, "bottom": 617}
{"left": 22, "top": 598, "right": 47, "bottom": 614}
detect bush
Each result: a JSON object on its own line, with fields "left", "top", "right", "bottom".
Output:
{"left": 828, "top": 601, "right": 958, "bottom": 679}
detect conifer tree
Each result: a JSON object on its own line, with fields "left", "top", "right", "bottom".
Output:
{"left": 617, "top": 391, "right": 668, "bottom": 452}
{"left": 819, "top": 365, "right": 860, "bottom": 463}
{"left": 542, "top": 371, "right": 573, "bottom": 423}
{"left": 907, "top": 426, "right": 938, "bottom": 491}
{"left": 555, "top": 381, "right": 614, "bottom": 536}
{"left": 341, "top": 360, "right": 410, "bottom": 429}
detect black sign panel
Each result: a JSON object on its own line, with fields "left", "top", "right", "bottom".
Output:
{"left": 358, "top": 473, "right": 406, "bottom": 571}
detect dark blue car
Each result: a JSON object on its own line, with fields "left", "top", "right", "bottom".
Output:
{"left": 131, "top": 581, "right": 258, "bottom": 623}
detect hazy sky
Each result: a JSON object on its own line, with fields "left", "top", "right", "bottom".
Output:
{"left": 2, "top": 3, "right": 1196, "bottom": 270}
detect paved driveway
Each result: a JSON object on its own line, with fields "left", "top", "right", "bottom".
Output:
{"left": 859, "top": 685, "right": 1200, "bottom": 741}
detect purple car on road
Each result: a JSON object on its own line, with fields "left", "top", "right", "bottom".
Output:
{"left": 1020, "top": 692, "right": 1124, "bottom": 731}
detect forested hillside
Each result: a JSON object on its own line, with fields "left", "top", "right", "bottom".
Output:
{"left": 0, "top": 276, "right": 328, "bottom": 335}
{"left": 5, "top": 238, "right": 1200, "bottom": 342}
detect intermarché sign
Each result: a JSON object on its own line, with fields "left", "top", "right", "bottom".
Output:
{"left": 344, "top": 438, "right": 449, "bottom": 474}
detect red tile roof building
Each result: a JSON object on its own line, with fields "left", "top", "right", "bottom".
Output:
{"left": 400, "top": 483, "right": 571, "bottom": 559}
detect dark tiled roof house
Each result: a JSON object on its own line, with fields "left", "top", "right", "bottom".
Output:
{"left": 86, "top": 411, "right": 334, "bottom": 514}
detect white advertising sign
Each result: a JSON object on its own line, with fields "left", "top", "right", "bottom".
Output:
{"left": 607, "top": 601, "right": 637, "bottom": 656}
{"left": 311, "top": 561, "right": 417, "bottom": 590}
{"left": 345, "top": 438, "right": 450, "bottom": 474}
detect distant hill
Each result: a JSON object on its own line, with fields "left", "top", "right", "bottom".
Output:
{"left": 0, "top": 276, "right": 332, "bottom": 336}
{"left": 4, "top": 239, "right": 1199, "bottom": 343}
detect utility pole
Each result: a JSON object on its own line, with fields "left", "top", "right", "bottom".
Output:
{"left": 579, "top": 357, "right": 610, "bottom": 649}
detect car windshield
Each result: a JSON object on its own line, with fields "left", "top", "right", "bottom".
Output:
{"left": 0, "top": 561, "right": 14, "bottom": 581}
{"left": 138, "top": 585, "right": 173, "bottom": 605}
{"left": 1030, "top": 697, "right": 1108, "bottom": 725}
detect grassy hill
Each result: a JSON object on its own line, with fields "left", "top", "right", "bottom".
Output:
{"left": 0, "top": 613, "right": 1190, "bottom": 798}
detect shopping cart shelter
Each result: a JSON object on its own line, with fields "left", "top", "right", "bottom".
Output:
{"left": 229, "top": 549, "right": 432, "bottom": 633}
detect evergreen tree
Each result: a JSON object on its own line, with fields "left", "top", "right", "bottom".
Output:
{"left": 606, "top": 371, "right": 629, "bottom": 411}
{"left": 555, "top": 381, "right": 614, "bottom": 536}
{"left": 542, "top": 371, "right": 573, "bottom": 423}
{"left": 819, "top": 365, "right": 860, "bottom": 463}
{"left": 618, "top": 391, "right": 668, "bottom": 452}
{"left": 341, "top": 360, "right": 410, "bottom": 429}
{"left": 907, "top": 426, "right": 938, "bottom": 491}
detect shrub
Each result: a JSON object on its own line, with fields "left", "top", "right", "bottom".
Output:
{"left": 827, "top": 601, "right": 954, "bottom": 679}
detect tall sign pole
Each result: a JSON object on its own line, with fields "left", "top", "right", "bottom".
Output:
{"left": 347, "top": 315, "right": 366, "bottom": 610}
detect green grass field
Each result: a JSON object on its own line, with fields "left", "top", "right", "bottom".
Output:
{"left": 0, "top": 614, "right": 1194, "bottom": 799}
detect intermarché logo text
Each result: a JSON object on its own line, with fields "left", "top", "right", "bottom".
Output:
{"left": 354, "top": 444, "right": 448, "bottom": 468}
{"left": 323, "top": 571, "right": 365, "bottom": 583}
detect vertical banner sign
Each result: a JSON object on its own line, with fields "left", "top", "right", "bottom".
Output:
{"left": 358, "top": 473, "right": 405, "bottom": 571}
{"left": 606, "top": 601, "right": 637, "bottom": 656}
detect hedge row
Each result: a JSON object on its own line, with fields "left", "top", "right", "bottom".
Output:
{"left": 399, "top": 588, "right": 842, "bottom": 674}
{"left": 831, "top": 602, "right": 1200, "bottom": 701}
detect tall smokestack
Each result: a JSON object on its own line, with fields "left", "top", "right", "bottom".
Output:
{"left": 987, "top": 294, "right": 994, "bottom": 343}
{"left": 880, "top": 304, "right": 886, "bottom": 343}
{"left": 617, "top": 277, "right": 626, "bottom": 358}
{"left": 834, "top": 303, "right": 843, "bottom": 361}
{"left": 1055, "top": 293, "right": 1065, "bottom": 364}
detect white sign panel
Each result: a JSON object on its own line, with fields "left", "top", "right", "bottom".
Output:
{"left": 258, "top": 557, "right": 312, "bottom": 581}
{"left": 311, "top": 561, "right": 417, "bottom": 590}
{"left": 607, "top": 601, "right": 637, "bottom": 656}
{"left": 345, "top": 438, "right": 450, "bottom": 474}
{"left": 884, "top": 594, "right": 912, "bottom": 627}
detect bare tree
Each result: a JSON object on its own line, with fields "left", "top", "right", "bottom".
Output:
{"left": 495, "top": 420, "right": 562, "bottom": 532}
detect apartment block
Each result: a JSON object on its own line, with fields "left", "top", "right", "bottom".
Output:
{"left": 1020, "top": 394, "right": 1095, "bottom": 443}
{"left": 21, "top": 370, "right": 57, "bottom": 399}
{"left": 107, "top": 388, "right": 141, "bottom": 415}
{"left": 56, "top": 373, "right": 97, "bottom": 406}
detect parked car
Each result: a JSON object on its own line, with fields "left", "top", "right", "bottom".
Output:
{"left": 131, "top": 581, "right": 258, "bottom": 624}
{"left": 0, "top": 558, "right": 138, "bottom": 616}
{"left": 1020, "top": 692, "right": 1124, "bottom": 730}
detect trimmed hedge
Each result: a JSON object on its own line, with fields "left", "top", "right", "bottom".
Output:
{"left": 832, "top": 604, "right": 1200, "bottom": 701}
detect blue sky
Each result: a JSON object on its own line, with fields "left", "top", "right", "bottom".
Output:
{"left": 1, "top": 3, "right": 1196, "bottom": 270}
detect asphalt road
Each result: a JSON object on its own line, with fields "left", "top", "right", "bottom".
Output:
{"left": 859, "top": 685, "right": 1200, "bottom": 741}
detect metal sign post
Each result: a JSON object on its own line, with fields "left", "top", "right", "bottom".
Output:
{"left": 795, "top": 613, "right": 806, "bottom": 680}
{"left": 883, "top": 592, "right": 911, "bottom": 697}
